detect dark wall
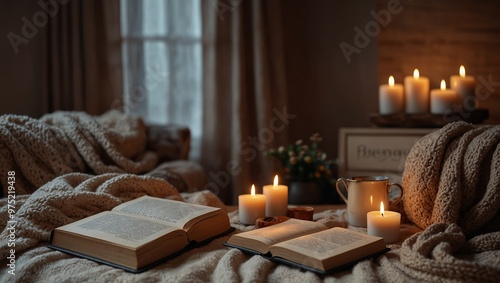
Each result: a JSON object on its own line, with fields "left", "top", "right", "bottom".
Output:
{"left": 280, "top": 0, "right": 500, "bottom": 174}
{"left": 0, "top": 0, "right": 45, "bottom": 118}
{"left": 281, "top": 0, "right": 377, "bottom": 170}
{"left": 377, "top": 0, "right": 500, "bottom": 124}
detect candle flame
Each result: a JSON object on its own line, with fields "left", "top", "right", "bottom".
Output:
{"left": 459, "top": 65, "right": 466, "bottom": 77}
{"left": 273, "top": 175, "right": 278, "bottom": 187}
{"left": 388, "top": 76, "right": 395, "bottom": 86}
{"left": 413, "top": 69, "right": 419, "bottom": 79}
{"left": 370, "top": 195, "right": 373, "bottom": 206}
{"left": 251, "top": 184, "right": 256, "bottom": 197}
{"left": 440, "top": 79, "right": 446, "bottom": 90}
{"left": 380, "top": 201, "right": 385, "bottom": 217}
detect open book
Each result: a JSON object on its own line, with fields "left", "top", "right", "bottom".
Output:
{"left": 225, "top": 218, "right": 388, "bottom": 274}
{"left": 49, "top": 196, "right": 233, "bottom": 273}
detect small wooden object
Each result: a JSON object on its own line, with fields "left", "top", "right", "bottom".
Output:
{"left": 255, "top": 216, "right": 290, "bottom": 228}
{"left": 287, "top": 206, "right": 314, "bottom": 221}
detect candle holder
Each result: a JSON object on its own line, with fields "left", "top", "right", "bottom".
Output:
{"left": 287, "top": 206, "right": 314, "bottom": 221}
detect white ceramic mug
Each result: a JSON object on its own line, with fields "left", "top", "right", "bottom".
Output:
{"left": 336, "top": 176, "right": 402, "bottom": 227}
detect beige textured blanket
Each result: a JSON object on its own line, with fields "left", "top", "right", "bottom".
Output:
{"left": 0, "top": 118, "right": 499, "bottom": 282}
{"left": 0, "top": 110, "right": 158, "bottom": 196}
{"left": 403, "top": 121, "right": 500, "bottom": 236}
{"left": 0, "top": 173, "right": 499, "bottom": 282}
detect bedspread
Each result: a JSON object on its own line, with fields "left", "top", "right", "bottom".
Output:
{"left": 1, "top": 173, "right": 499, "bottom": 283}
{"left": 0, "top": 116, "right": 498, "bottom": 282}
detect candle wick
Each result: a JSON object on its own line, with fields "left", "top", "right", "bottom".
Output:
{"left": 381, "top": 212, "right": 384, "bottom": 217}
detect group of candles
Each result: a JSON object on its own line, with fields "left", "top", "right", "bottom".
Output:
{"left": 238, "top": 175, "right": 288, "bottom": 225}
{"left": 379, "top": 65, "right": 476, "bottom": 115}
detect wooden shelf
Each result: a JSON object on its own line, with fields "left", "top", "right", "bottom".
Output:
{"left": 369, "top": 109, "right": 489, "bottom": 128}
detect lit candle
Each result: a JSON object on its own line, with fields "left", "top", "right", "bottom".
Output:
{"left": 367, "top": 202, "right": 401, "bottom": 244}
{"left": 430, "top": 79, "right": 458, "bottom": 114}
{"left": 450, "top": 65, "right": 476, "bottom": 108}
{"left": 404, "top": 69, "right": 430, "bottom": 113}
{"left": 238, "top": 184, "right": 266, "bottom": 225}
{"left": 379, "top": 75, "right": 404, "bottom": 115}
{"left": 263, "top": 175, "right": 288, "bottom": 216}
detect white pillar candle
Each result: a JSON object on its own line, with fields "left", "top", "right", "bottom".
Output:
{"left": 431, "top": 80, "right": 458, "bottom": 114}
{"left": 263, "top": 175, "right": 288, "bottom": 216}
{"left": 379, "top": 76, "right": 404, "bottom": 115}
{"left": 404, "top": 69, "right": 430, "bottom": 113}
{"left": 450, "top": 65, "right": 476, "bottom": 108}
{"left": 238, "top": 184, "right": 266, "bottom": 225}
{"left": 367, "top": 202, "right": 401, "bottom": 244}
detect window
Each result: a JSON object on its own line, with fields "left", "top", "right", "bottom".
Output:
{"left": 120, "top": 0, "right": 203, "bottom": 159}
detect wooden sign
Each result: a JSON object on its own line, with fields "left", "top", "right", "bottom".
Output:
{"left": 338, "top": 128, "right": 435, "bottom": 181}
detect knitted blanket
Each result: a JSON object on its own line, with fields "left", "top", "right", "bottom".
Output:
{"left": 0, "top": 110, "right": 158, "bottom": 196}
{"left": 402, "top": 121, "right": 500, "bottom": 235}
{"left": 0, "top": 120, "right": 499, "bottom": 282}
{"left": 400, "top": 121, "right": 500, "bottom": 281}
{"left": 0, "top": 173, "right": 498, "bottom": 282}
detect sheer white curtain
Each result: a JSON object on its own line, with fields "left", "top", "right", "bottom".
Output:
{"left": 120, "top": 0, "right": 203, "bottom": 160}
{"left": 120, "top": 0, "right": 289, "bottom": 203}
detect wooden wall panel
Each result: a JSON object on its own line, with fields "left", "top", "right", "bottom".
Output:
{"left": 377, "top": 0, "right": 500, "bottom": 124}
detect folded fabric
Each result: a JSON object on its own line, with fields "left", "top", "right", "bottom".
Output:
{"left": 402, "top": 121, "right": 500, "bottom": 235}
{"left": 0, "top": 110, "right": 158, "bottom": 195}
{"left": 399, "top": 223, "right": 500, "bottom": 282}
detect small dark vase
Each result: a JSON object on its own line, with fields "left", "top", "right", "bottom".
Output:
{"left": 288, "top": 181, "right": 322, "bottom": 204}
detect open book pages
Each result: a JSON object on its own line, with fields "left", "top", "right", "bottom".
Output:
{"left": 54, "top": 211, "right": 187, "bottom": 249}
{"left": 52, "top": 211, "right": 189, "bottom": 269}
{"left": 113, "top": 196, "right": 221, "bottom": 230}
{"left": 226, "top": 218, "right": 328, "bottom": 254}
{"left": 270, "top": 227, "right": 387, "bottom": 271}
{"left": 49, "top": 196, "right": 232, "bottom": 272}
{"left": 225, "top": 218, "right": 388, "bottom": 273}
{"left": 112, "top": 196, "right": 230, "bottom": 243}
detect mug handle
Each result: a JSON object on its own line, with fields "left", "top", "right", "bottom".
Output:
{"left": 335, "top": 178, "right": 349, "bottom": 204}
{"left": 387, "top": 183, "right": 403, "bottom": 206}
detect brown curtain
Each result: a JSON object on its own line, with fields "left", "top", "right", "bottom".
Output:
{"left": 42, "top": 0, "right": 122, "bottom": 115}
{"left": 202, "top": 0, "right": 289, "bottom": 204}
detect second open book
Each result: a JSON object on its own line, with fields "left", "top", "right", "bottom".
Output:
{"left": 225, "top": 218, "right": 389, "bottom": 274}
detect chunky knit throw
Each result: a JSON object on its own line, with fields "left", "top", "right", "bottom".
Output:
{"left": 0, "top": 119, "right": 499, "bottom": 282}
{"left": 0, "top": 110, "right": 158, "bottom": 196}
{"left": 402, "top": 121, "right": 500, "bottom": 235}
